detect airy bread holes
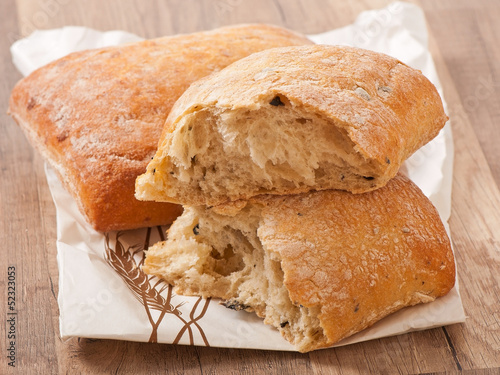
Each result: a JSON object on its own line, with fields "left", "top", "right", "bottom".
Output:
{"left": 209, "top": 244, "right": 244, "bottom": 277}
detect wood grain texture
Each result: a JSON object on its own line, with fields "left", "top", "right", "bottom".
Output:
{"left": 422, "top": 1, "right": 500, "bottom": 371}
{"left": 1, "top": 0, "right": 499, "bottom": 374}
{"left": 1, "top": 0, "right": 58, "bottom": 374}
{"left": 427, "top": 31, "right": 500, "bottom": 371}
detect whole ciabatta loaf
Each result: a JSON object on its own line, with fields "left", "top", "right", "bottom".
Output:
{"left": 135, "top": 45, "right": 448, "bottom": 207}
{"left": 142, "top": 174, "right": 455, "bottom": 352}
{"left": 8, "top": 24, "right": 312, "bottom": 231}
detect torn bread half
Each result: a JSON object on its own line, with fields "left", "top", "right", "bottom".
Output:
{"left": 142, "top": 174, "right": 455, "bottom": 352}
{"left": 135, "top": 45, "right": 448, "bottom": 207}
{"left": 8, "top": 24, "right": 312, "bottom": 231}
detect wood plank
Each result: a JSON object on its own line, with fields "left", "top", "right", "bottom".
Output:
{"left": 309, "top": 329, "right": 461, "bottom": 374}
{"left": 1, "top": 1, "right": 60, "bottom": 374}
{"left": 423, "top": 3, "right": 500, "bottom": 186}
{"left": 425, "top": 8, "right": 500, "bottom": 371}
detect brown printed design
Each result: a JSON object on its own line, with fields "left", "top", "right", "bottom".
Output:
{"left": 104, "top": 227, "right": 211, "bottom": 345}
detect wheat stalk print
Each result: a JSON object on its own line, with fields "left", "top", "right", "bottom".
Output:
{"left": 173, "top": 296, "right": 211, "bottom": 346}
{"left": 104, "top": 232, "right": 179, "bottom": 342}
{"left": 103, "top": 229, "right": 211, "bottom": 346}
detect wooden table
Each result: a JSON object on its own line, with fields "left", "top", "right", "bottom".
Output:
{"left": 1, "top": 0, "right": 499, "bottom": 373}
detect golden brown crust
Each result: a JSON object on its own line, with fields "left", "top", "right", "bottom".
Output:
{"left": 142, "top": 173, "right": 455, "bottom": 351}
{"left": 166, "top": 44, "right": 447, "bottom": 170}
{"left": 138, "top": 45, "right": 447, "bottom": 206}
{"left": 252, "top": 173, "right": 455, "bottom": 350}
{"left": 8, "top": 24, "right": 313, "bottom": 231}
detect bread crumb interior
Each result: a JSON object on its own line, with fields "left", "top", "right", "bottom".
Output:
{"left": 161, "top": 99, "right": 380, "bottom": 203}
{"left": 143, "top": 205, "right": 326, "bottom": 351}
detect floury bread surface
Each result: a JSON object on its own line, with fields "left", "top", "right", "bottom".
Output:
{"left": 8, "top": 24, "right": 313, "bottom": 231}
{"left": 135, "top": 45, "right": 448, "bottom": 207}
{"left": 142, "top": 174, "right": 455, "bottom": 352}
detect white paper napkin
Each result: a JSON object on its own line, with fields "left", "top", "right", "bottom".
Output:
{"left": 11, "top": 1, "right": 465, "bottom": 350}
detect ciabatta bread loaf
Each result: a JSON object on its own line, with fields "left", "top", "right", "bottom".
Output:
{"left": 8, "top": 24, "right": 312, "bottom": 231}
{"left": 142, "top": 174, "right": 455, "bottom": 352}
{"left": 135, "top": 45, "right": 448, "bottom": 207}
